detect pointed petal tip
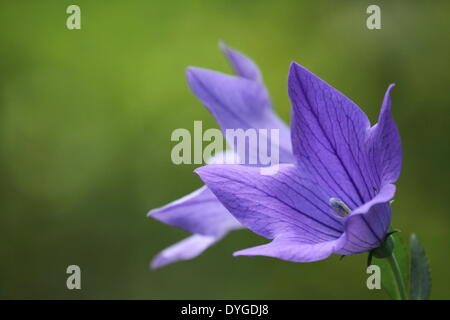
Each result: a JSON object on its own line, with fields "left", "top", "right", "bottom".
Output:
{"left": 287, "top": 62, "right": 298, "bottom": 87}
{"left": 289, "top": 61, "right": 300, "bottom": 69}
{"left": 147, "top": 207, "right": 163, "bottom": 218}
{"left": 287, "top": 62, "right": 310, "bottom": 98}
{"left": 185, "top": 67, "right": 195, "bottom": 81}
{"left": 186, "top": 66, "right": 234, "bottom": 82}
{"left": 194, "top": 165, "right": 217, "bottom": 184}
{"left": 194, "top": 164, "right": 214, "bottom": 176}
{"left": 193, "top": 166, "right": 203, "bottom": 175}
{"left": 289, "top": 61, "right": 309, "bottom": 73}
{"left": 219, "top": 41, "right": 235, "bottom": 60}
{"left": 195, "top": 164, "right": 238, "bottom": 184}
{"left": 150, "top": 255, "right": 173, "bottom": 270}
{"left": 288, "top": 61, "right": 301, "bottom": 75}
{"left": 380, "top": 83, "right": 396, "bottom": 114}
{"left": 218, "top": 42, "right": 263, "bottom": 81}
{"left": 218, "top": 39, "right": 228, "bottom": 51}
{"left": 186, "top": 66, "right": 214, "bottom": 79}
{"left": 232, "top": 248, "right": 251, "bottom": 257}
{"left": 185, "top": 67, "right": 213, "bottom": 93}
{"left": 150, "top": 256, "right": 165, "bottom": 270}
{"left": 287, "top": 61, "right": 311, "bottom": 87}
{"left": 185, "top": 66, "right": 200, "bottom": 76}
{"left": 385, "top": 83, "right": 396, "bottom": 98}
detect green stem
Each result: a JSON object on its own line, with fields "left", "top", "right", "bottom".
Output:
{"left": 387, "top": 252, "right": 408, "bottom": 300}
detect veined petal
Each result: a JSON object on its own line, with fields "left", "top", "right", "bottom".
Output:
{"left": 148, "top": 185, "right": 241, "bottom": 236}
{"left": 368, "top": 85, "right": 402, "bottom": 187}
{"left": 220, "top": 41, "right": 262, "bottom": 82}
{"left": 186, "top": 67, "right": 293, "bottom": 163}
{"left": 149, "top": 151, "right": 242, "bottom": 268}
{"left": 288, "top": 62, "right": 376, "bottom": 208}
{"left": 234, "top": 234, "right": 346, "bottom": 263}
{"left": 151, "top": 234, "right": 219, "bottom": 269}
{"left": 196, "top": 164, "right": 344, "bottom": 243}
{"left": 338, "top": 183, "right": 396, "bottom": 255}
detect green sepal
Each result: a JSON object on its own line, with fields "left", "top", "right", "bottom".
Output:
{"left": 409, "top": 234, "right": 432, "bottom": 300}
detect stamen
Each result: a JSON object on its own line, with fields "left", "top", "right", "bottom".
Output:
{"left": 329, "top": 197, "right": 351, "bottom": 217}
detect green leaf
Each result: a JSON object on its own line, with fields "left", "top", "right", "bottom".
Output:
{"left": 409, "top": 234, "right": 431, "bottom": 300}
{"left": 372, "top": 232, "right": 409, "bottom": 300}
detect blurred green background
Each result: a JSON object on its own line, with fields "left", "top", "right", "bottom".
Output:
{"left": 0, "top": 0, "right": 449, "bottom": 299}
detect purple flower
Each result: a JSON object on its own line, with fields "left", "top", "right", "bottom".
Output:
{"left": 196, "top": 60, "right": 402, "bottom": 262}
{"left": 148, "top": 43, "right": 292, "bottom": 268}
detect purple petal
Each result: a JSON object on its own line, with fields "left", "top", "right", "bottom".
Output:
{"left": 338, "top": 183, "right": 396, "bottom": 254}
{"left": 186, "top": 67, "right": 293, "bottom": 163}
{"left": 195, "top": 164, "right": 344, "bottom": 243}
{"left": 148, "top": 186, "right": 241, "bottom": 236}
{"left": 234, "top": 234, "right": 346, "bottom": 263}
{"left": 288, "top": 62, "right": 377, "bottom": 208}
{"left": 148, "top": 151, "right": 242, "bottom": 268}
{"left": 220, "top": 41, "right": 262, "bottom": 82}
{"left": 151, "top": 234, "right": 219, "bottom": 269}
{"left": 368, "top": 85, "right": 402, "bottom": 186}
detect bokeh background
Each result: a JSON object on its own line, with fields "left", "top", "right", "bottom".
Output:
{"left": 0, "top": 0, "right": 449, "bottom": 299}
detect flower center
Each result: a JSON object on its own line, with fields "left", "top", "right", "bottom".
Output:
{"left": 329, "top": 197, "right": 351, "bottom": 217}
